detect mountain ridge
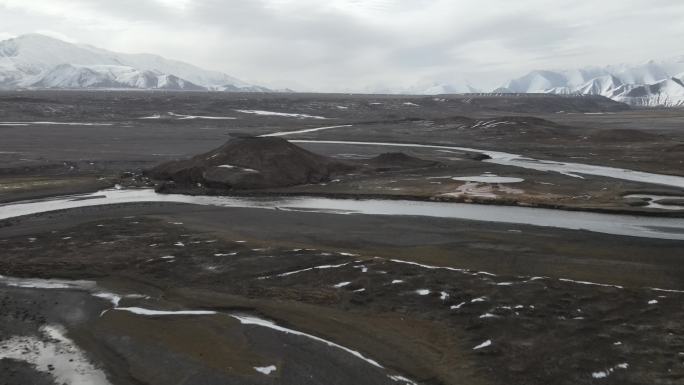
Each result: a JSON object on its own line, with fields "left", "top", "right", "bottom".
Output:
{"left": 499, "top": 57, "right": 684, "bottom": 107}
{"left": 0, "top": 34, "right": 272, "bottom": 92}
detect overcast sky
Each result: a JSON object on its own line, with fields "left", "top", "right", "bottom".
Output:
{"left": 1, "top": 0, "right": 683, "bottom": 91}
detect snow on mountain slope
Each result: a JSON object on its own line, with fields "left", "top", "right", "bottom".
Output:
{"left": 500, "top": 56, "right": 684, "bottom": 107}
{"left": 366, "top": 81, "right": 481, "bottom": 95}
{"left": 615, "top": 77, "right": 684, "bottom": 107}
{"left": 101, "top": 51, "right": 248, "bottom": 89}
{"left": 31, "top": 64, "right": 113, "bottom": 89}
{"left": 0, "top": 34, "right": 268, "bottom": 91}
{"left": 414, "top": 83, "right": 481, "bottom": 95}
{"left": 215, "top": 83, "right": 273, "bottom": 92}
{"left": 504, "top": 70, "right": 570, "bottom": 94}
{"left": 575, "top": 75, "right": 624, "bottom": 97}
{"left": 31, "top": 64, "right": 206, "bottom": 90}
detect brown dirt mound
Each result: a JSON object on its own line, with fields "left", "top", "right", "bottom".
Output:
{"left": 147, "top": 136, "right": 355, "bottom": 191}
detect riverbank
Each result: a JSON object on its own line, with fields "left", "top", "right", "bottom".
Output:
{"left": 1, "top": 91, "right": 683, "bottom": 385}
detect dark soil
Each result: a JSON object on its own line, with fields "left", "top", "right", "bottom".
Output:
{"left": 148, "top": 136, "right": 355, "bottom": 192}
{"left": 1, "top": 214, "right": 682, "bottom": 385}
{"left": 0, "top": 91, "right": 682, "bottom": 385}
{"left": 366, "top": 152, "right": 441, "bottom": 171}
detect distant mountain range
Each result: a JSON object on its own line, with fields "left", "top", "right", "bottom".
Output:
{"left": 0, "top": 34, "right": 273, "bottom": 92}
{"left": 371, "top": 82, "right": 481, "bottom": 95}
{"left": 497, "top": 57, "right": 684, "bottom": 107}
{"left": 3, "top": 34, "right": 684, "bottom": 106}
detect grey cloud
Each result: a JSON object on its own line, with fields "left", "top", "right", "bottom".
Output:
{"left": 1, "top": 0, "right": 683, "bottom": 91}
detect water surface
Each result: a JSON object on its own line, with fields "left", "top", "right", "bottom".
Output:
{"left": 1, "top": 189, "right": 683, "bottom": 240}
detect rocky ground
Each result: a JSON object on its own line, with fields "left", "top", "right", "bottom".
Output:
{"left": 0, "top": 214, "right": 683, "bottom": 385}
{"left": 1, "top": 91, "right": 683, "bottom": 213}
{"left": 0, "top": 91, "right": 683, "bottom": 385}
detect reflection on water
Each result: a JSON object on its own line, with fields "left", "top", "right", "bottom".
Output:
{"left": 0, "top": 324, "right": 112, "bottom": 385}
{"left": 624, "top": 194, "right": 684, "bottom": 211}
{"left": 1, "top": 189, "right": 684, "bottom": 240}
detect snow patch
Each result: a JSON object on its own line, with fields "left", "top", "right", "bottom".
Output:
{"left": 591, "top": 363, "right": 629, "bottom": 379}
{"left": 168, "top": 112, "right": 236, "bottom": 120}
{"left": 558, "top": 278, "right": 623, "bottom": 289}
{"left": 0, "top": 275, "right": 96, "bottom": 290}
{"left": 236, "top": 110, "right": 328, "bottom": 119}
{"left": 261, "top": 124, "right": 352, "bottom": 137}
{"left": 254, "top": 365, "right": 277, "bottom": 375}
{"left": 231, "top": 314, "right": 383, "bottom": 368}
{"left": 217, "top": 164, "right": 259, "bottom": 173}
{"left": 479, "top": 313, "right": 499, "bottom": 319}
{"left": 114, "top": 307, "right": 217, "bottom": 316}
{"left": 276, "top": 262, "right": 350, "bottom": 278}
{"left": 452, "top": 175, "right": 524, "bottom": 183}
{"left": 92, "top": 292, "right": 122, "bottom": 307}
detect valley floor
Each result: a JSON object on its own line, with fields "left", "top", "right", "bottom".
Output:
{"left": 1, "top": 91, "right": 683, "bottom": 385}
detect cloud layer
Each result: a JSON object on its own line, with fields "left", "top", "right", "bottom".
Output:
{"left": 1, "top": 0, "right": 683, "bottom": 91}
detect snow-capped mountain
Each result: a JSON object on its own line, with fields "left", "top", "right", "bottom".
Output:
{"left": 29, "top": 64, "right": 207, "bottom": 90}
{"left": 365, "top": 81, "right": 480, "bottom": 95}
{"left": 614, "top": 77, "right": 684, "bottom": 107}
{"left": 499, "top": 57, "right": 684, "bottom": 107}
{"left": 407, "top": 82, "right": 481, "bottom": 95}
{"left": 0, "top": 34, "right": 270, "bottom": 92}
